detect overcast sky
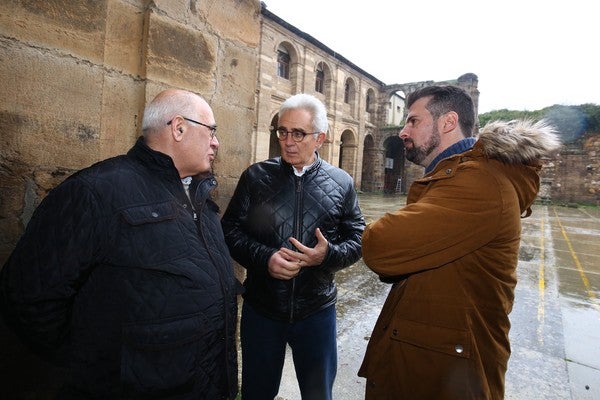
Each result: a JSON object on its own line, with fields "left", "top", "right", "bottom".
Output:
{"left": 262, "top": 0, "right": 599, "bottom": 113}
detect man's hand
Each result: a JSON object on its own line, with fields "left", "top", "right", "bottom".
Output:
{"left": 281, "top": 227, "right": 328, "bottom": 268}
{"left": 268, "top": 249, "right": 302, "bottom": 280}
{"left": 268, "top": 228, "right": 329, "bottom": 280}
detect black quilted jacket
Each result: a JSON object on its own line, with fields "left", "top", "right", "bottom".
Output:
{"left": 0, "top": 138, "right": 239, "bottom": 400}
{"left": 221, "top": 154, "right": 365, "bottom": 322}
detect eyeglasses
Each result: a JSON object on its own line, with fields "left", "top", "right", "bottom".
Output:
{"left": 276, "top": 127, "right": 319, "bottom": 142}
{"left": 167, "top": 117, "right": 217, "bottom": 139}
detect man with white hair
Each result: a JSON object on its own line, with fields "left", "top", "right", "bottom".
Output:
{"left": 1, "top": 89, "right": 240, "bottom": 399}
{"left": 222, "top": 93, "right": 365, "bottom": 400}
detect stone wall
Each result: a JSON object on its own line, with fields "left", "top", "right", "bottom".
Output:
{"left": 0, "top": 1, "right": 261, "bottom": 396}
{"left": 542, "top": 133, "right": 600, "bottom": 205}
{"left": 256, "top": 8, "right": 384, "bottom": 187}
{"left": 0, "top": 0, "right": 261, "bottom": 267}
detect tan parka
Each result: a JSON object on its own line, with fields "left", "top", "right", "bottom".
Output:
{"left": 358, "top": 120, "right": 560, "bottom": 400}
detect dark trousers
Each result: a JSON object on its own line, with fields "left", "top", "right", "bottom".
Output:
{"left": 240, "top": 301, "right": 337, "bottom": 400}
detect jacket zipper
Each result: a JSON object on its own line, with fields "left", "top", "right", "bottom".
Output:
{"left": 193, "top": 178, "right": 235, "bottom": 392}
{"left": 290, "top": 176, "right": 303, "bottom": 322}
{"left": 181, "top": 176, "right": 198, "bottom": 221}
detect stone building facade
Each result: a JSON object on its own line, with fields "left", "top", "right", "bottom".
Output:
{"left": 256, "top": 8, "right": 385, "bottom": 190}
{"left": 257, "top": 7, "right": 480, "bottom": 195}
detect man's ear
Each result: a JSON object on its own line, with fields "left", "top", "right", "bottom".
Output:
{"left": 316, "top": 132, "right": 326, "bottom": 147}
{"left": 440, "top": 111, "right": 458, "bottom": 134}
{"left": 171, "top": 119, "right": 184, "bottom": 142}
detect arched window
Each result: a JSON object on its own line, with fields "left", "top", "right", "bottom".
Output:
{"left": 344, "top": 81, "right": 351, "bottom": 103}
{"left": 365, "top": 92, "right": 371, "bottom": 112}
{"left": 344, "top": 78, "right": 355, "bottom": 104}
{"left": 277, "top": 45, "right": 290, "bottom": 79}
{"left": 315, "top": 62, "right": 324, "bottom": 93}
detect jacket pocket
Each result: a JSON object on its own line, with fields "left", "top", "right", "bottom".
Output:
{"left": 389, "top": 318, "right": 471, "bottom": 359}
{"left": 115, "top": 201, "right": 191, "bottom": 266}
{"left": 120, "top": 312, "right": 210, "bottom": 395}
{"left": 121, "top": 201, "right": 178, "bottom": 225}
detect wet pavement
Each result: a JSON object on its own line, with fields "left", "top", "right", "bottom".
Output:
{"left": 275, "top": 193, "right": 600, "bottom": 399}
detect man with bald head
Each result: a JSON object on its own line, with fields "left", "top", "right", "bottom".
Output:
{"left": 0, "top": 89, "right": 240, "bottom": 399}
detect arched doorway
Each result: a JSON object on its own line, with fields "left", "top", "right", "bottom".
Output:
{"left": 339, "top": 129, "right": 357, "bottom": 177}
{"left": 361, "top": 134, "right": 377, "bottom": 192}
{"left": 269, "top": 115, "right": 281, "bottom": 159}
{"left": 383, "top": 135, "right": 405, "bottom": 193}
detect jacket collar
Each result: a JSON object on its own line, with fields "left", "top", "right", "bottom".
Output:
{"left": 127, "top": 136, "right": 181, "bottom": 181}
{"left": 280, "top": 151, "right": 323, "bottom": 176}
{"left": 418, "top": 138, "right": 541, "bottom": 218}
{"left": 425, "top": 137, "right": 476, "bottom": 174}
{"left": 127, "top": 137, "right": 217, "bottom": 199}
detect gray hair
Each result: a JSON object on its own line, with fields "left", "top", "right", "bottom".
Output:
{"left": 279, "top": 93, "right": 328, "bottom": 134}
{"left": 142, "top": 91, "right": 200, "bottom": 134}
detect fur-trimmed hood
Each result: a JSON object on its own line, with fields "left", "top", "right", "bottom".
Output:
{"left": 477, "top": 119, "right": 561, "bottom": 164}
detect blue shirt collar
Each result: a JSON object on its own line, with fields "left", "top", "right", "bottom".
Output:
{"left": 425, "top": 137, "right": 477, "bottom": 174}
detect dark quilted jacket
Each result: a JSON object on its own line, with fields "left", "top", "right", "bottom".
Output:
{"left": 0, "top": 138, "right": 239, "bottom": 399}
{"left": 221, "top": 154, "right": 365, "bottom": 322}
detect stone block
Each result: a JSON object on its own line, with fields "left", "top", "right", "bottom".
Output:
{"left": 0, "top": 0, "right": 108, "bottom": 64}
{"left": 152, "top": 0, "right": 261, "bottom": 47}
{"left": 103, "top": 0, "right": 146, "bottom": 76}
{"left": 98, "top": 74, "right": 146, "bottom": 158}
{"left": 0, "top": 40, "right": 104, "bottom": 168}
{"left": 144, "top": 12, "right": 217, "bottom": 92}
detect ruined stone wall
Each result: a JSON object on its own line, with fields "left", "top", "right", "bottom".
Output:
{"left": 0, "top": 0, "right": 261, "bottom": 266}
{"left": 543, "top": 133, "right": 600, "bottom": 205}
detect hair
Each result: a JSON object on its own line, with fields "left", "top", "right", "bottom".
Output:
{"left": 279, "top": 93, "right": 328, "bottom": 134}
{"left": 405, "top": 85, "right": 475, "bottom": 137}
{"left": 141, "top": 90, "right": 200, "bottom": 134}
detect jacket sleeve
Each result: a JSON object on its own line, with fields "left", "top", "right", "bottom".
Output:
{"left": 320, "top": 183, "right": 365, "bottom": 273}
{"left": 0, "top": 177, "right": 102, "bottom": 361}
{"left": 221, "top": 170, "right": 275, "bottom": 274}
{"left": 362, "top": 165, "right": 505, "bottom": 280}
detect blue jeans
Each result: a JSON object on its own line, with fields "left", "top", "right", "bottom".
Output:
{"left": 240, "top": 302, "right": 337, "bottom": 400}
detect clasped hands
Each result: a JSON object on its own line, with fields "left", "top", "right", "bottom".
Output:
{"left": 267, "top": 228, "right": 328, "bottom": 280}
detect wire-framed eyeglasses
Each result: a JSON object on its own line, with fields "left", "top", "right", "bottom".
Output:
{"left": 167, "top": 117, "right": 217, "bottom": 139}
{"left": 276, "top": 127, "right": 319, "bottom": 142}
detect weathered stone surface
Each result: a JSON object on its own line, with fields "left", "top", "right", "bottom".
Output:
{"left": 145, "top": 12, "right": 217, "bottom": 91}
{"left": 103, "top": 0, "right": 146, "bottom": 76}
{"left": 0, "top": 0, "right": 262, "bottom": 273}
{"left": 2, "top": 0, "right": 108, "bottom": 63}
{"left": 542, "top": 133, "right": 600, "bottom": 205}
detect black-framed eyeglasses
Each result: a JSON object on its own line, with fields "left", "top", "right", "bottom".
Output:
{"left": 276, "top": 127, "right": 319, "bottom": 142}
{"left": 167, "top": 117, "right": 217, "bottom": 139}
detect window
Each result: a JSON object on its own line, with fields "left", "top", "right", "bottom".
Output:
{"left": 366, "top": 93, "right": 371, "bottom": 112}
{"left": 277, "top": 46, "right": 290, "bottom": 79}
{"left": 315, "top": 62, "right": 324, "bottom": 93}
{"left": 344, "top": 78, "right": 355, "bottom": 104}
{"left": 344, "top": 81, "right": 350, "bottom": 103}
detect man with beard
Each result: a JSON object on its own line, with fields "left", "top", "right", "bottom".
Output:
{"left": 358, "top": 85, "right": 561, "bottom": 399}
